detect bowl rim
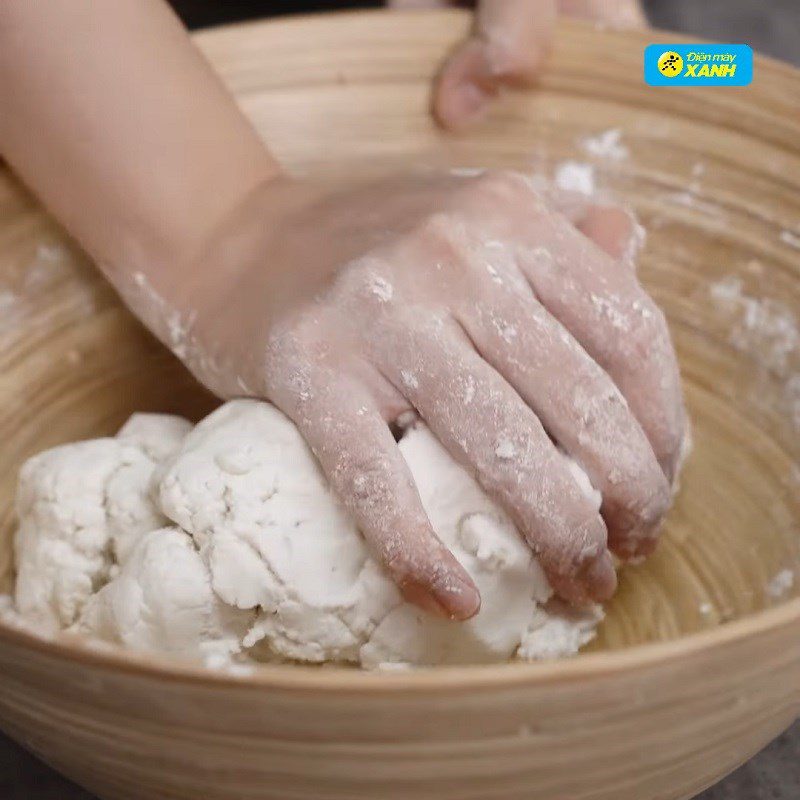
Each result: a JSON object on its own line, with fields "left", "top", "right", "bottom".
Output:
{"left": 1, "top": 598, "right": 797, "bottom": 692}
{"left": 1, "top": 10, "right": 798, "bottom": 694}
{"left": 190, "top": 7, "right": 800, "bottom": 76}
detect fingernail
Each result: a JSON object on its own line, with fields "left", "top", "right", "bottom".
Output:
{"left": 402, "top": 576, "right": 481, "bottom": 621}
{"left": 441, "top": 80, "right": 491, "bottom": 129}
{"left": 441, "top": 575, "right": 482, "bottom": 620}
{"left": 582, "top": 551, "right": 618, "bottom": 601}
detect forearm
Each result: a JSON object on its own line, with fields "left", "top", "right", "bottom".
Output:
{"left": 0, "top": 0, "right": 280, "bottom": 321}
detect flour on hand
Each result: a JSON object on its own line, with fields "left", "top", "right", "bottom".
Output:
{"left": 13, "top": 400, "right": 604, "bottom": 668}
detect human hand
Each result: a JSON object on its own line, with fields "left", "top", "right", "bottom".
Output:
{"left": 388, "top": 0, "right": 647, "bottom": 129}
{"left": 130, "top": 170, "right": 685, "bottom": 620}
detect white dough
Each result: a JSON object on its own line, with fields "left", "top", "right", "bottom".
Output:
{"left": 14, "top": 400, "right": 603, "bottom": 668}
{"left": 14, "top": 414, "right": 190, "bottom": 630}
{"left": 158, "top": 400, "right": 601, "bottom": 666}
{"left": 76, "top": 527, "right": 253, "bottom": 662}
{"left": 116, "top": 412, "right": 194, "bottom": 463}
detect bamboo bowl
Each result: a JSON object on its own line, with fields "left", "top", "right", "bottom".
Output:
{"left": 0, "top": 11, "right": 799, "bottom": 800}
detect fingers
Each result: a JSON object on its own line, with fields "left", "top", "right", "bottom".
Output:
{"left": 513, "top": 207, "right": 686, "bottom": 484}
{"left": 558, "top": 0, "right": 647, "bottom": 28}
{"left": 434, "top": 0, "right": 557, "bottom": 130}
{"left": 455, "top": 252, "right": 670, "bottom": 559}
{"left": 444, "top": 170, "right": 685, "bottom": 483}
{"left": 545, "top": 189, "right": 645, "bottom": 267}
{"left": 272, "top": 363, "right": 481, "bottom": 621}
{"left": 373, "top": 312, "right": 617, "bottom": 604}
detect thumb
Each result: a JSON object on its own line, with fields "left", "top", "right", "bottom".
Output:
{"left": 434, "top": 0, "right": 557, "bottom": 130}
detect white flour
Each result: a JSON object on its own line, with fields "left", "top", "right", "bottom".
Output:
{"left": 709, "top": 276, "right": 799, "bottom": 373}
{"left": 579, "top": 128, "right": 629, "bottom": 162}
{"left": 766, "top": 569, "right": 795, "bottom": 600}
{"left": 554, "top": 161, "right": 596, "bottom": 195}
{"left": 709, "top": 276, "right": 800, "bottom": 431}
{"left": 779, "top": 230, "right": 800, "bottom": 249}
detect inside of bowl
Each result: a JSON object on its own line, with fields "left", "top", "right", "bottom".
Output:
{"left": 1, "top": 21, "right": 798, "bottom": 654}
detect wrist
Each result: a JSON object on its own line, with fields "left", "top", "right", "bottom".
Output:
{"left": 116, "top": 162, "right": 285, "bottom": 350}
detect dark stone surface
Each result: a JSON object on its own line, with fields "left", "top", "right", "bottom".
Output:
{"left": 2, "top": 1, "right": 797, "bottom": 798}
{"left": 1, "top": 721, "right": 798, "bottom": 800}
{"left": 647, "top": 0, "right": 798, "bottom": 64}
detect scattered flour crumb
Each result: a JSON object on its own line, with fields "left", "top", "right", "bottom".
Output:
{"left": 485, "top": 263, "right": 504, "bottom": 284}
{"left": 709, "top": 276, "right": 743, "bottom": 304}
{"left": 375, "top": 661, "right": 412, "bottom": 672}
{"left": 495, "top": 438, "right": 516, "bottom": 460}
{"left": 204, "top": 653, "right": 258, "bottom": 677}
{"left": 579, "top": 128, "right": 629, "bottom": 161}
{"left": 400, "top": 370, "right": 419, "bottom": 390}
{"left": 493, "top": 318, "right": 516, "bottom": 343}
{"left": 369, "top": 276, "right": 394, "bottom": 302}
{"left": 709, "top": 277, "right": 799, "bottom": 374}
{"left": 463, "top": 375, "right": 476, "bottom": 405}
{"left": 766, "top": 569, "right": 795, "bottom": 599}
{"left": 554, "top": 161, "right": 595, "bottom": 195}
{"left": 21, "top": 242, "right": 69, "bottom": 292}
{"left": 663, "top": 191, "right": 725, "bottom": 218}
{"left": 698, "top": 602, "right": 713, "bottom": 616}
{"left": 591, "top": 293, "right": 629, "bottom": 331}
{"left": 35, "top": 243, "right": 67, "bottom": 264}
{"left": 779, "top": 230, "right": 800, "bottom": 249}
{"left": 709, "top": 276, "right": 800, "bottom": 429}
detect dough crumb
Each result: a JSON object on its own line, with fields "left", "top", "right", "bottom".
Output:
{"left": 766, "top": 569, "right": 795, "bottom": 599}
{"left": 554, "top": 161, "right": 595, "bottom": 195}
{"left": 579, "top": 128, "right": 629, "bottom": 161}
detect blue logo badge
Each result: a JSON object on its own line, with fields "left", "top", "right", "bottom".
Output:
{"left": 644, "top": 44, "right": 753, "bottom": 86}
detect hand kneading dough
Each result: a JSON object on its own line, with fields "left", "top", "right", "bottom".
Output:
{"left": 14, "top": 400, "right": 602, "bottom": 667}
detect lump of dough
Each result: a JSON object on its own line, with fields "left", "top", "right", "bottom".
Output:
{"left": 14, "top": 415, "right": 191, "bottom": 630}
{"left": 158, "top": 400, "right": 396, "bottom": 663}
{"left": 360, "top": 425, "right": 555, "bottom": 667}
{"left": 14, "top": 401, "right": 602, "bottom": 667}
{"left": 159, "top": 399, "right": 602, "bottom": 667}
{"left": 76, "top": 527, "right": 253, "bottom": 663}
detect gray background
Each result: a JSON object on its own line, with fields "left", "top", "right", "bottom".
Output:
{"left": 1, "top": 1, "right": 797, "bottom": 798}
